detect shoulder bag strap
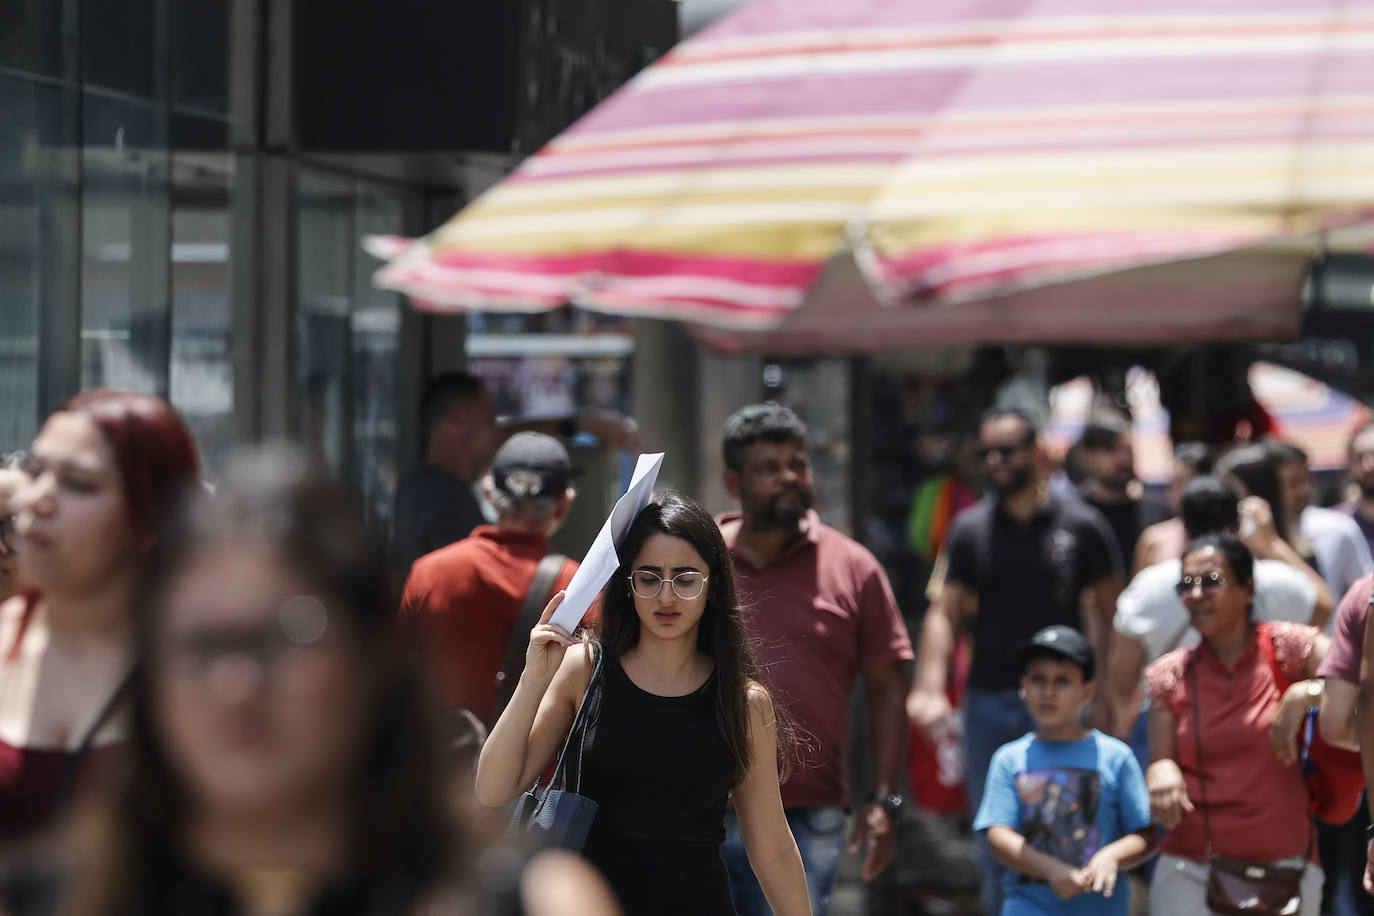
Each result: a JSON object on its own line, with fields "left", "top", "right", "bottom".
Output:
{"left": 1188, "top": 655, "right": 1215, "bottom": 860}
{"left": 56, "top": 666, "right": 135, "bottom": 812}
{"left": 490, "top": 553, "right": 567, "bottom": 726}
{"left": 532, "top": 642, "right": 604, "bottom": 815}
{"left": 1256, "top": 622, "right": 1290, "bottom": 691}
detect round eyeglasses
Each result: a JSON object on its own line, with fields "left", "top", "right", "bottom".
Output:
{"left": 628, "top": 570, "right": 709, "bottom": 601}
{"left": 1175, "top": 573, "right": 1227, "bottom": 597}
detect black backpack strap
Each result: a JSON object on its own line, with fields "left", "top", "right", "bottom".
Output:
{"left": 490, "top": 553, "right": 567, "bottom": 726}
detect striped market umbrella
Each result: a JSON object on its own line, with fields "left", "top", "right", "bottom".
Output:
{"left": 1249, "top": 361, "right": 1370, "bottom": 469}
{"left": 371, "top": 0, "right": 1374, "bottom": 341}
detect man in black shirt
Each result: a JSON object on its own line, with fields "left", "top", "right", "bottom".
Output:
{"left": 909, "top": 406, "right": 1123, "bottom": 913}
{"left": 1076, "top": 410, "right": 1166, "bottom": 567}
{"left": 392, "top": 373, "right": 643, "bottom": 578}
{"left": 392, "top": 373, "right": 502, "bottom": 577}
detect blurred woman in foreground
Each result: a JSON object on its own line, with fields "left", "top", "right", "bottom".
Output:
{"left": 61, "top": 444, "right": 615, "bottom": 916}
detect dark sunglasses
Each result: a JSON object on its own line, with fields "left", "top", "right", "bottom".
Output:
{"left": 979, "top": 443, "right": 1026, "bottom": 461}
{"left": 1175, "top": 573, "right": 1227, "bottom": 597}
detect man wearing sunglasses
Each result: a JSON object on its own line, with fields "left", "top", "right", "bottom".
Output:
{"left": 910, "top": 406, "right": 1124, "bottom": 914}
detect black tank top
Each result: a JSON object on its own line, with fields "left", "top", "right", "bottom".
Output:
{"left": 579, "top": 656, "right": 737, "bottom": 916}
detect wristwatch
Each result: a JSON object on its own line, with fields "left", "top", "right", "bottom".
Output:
{"left": 869, "top": 793, "right": 904, "bottom": 823}
{"left": 1304, "top": 679, "right": 1324, "bottom": 709}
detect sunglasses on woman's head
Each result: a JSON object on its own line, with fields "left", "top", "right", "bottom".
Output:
{"left": 1175, "top": 572, "right": 1227, "bottom": 597}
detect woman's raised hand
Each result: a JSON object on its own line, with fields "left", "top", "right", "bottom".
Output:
{"left": 524, "top": 590, "right": 575, "bottom": 683}
{"left": 1147, "top": 759, "right": 1194, "bottom": 829}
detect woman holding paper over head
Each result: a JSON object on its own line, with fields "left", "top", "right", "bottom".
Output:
{"left": 477, "top": 489, "right": 811, "bottom": 916}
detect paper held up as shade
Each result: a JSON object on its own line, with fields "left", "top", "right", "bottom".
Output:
{"left": 549, "top": 452, "right": 665, "bottom": 633}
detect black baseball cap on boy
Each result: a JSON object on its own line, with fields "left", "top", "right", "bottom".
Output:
{"left": 1014, "top": 625, "right": 1095, "bottom": 681}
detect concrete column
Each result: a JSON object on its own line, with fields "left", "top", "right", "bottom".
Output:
{"left": 630, "top": 318, "right": 700, "bottom": 496}
{"left": 694, "top": 346, "right": 761, "bottom": 515}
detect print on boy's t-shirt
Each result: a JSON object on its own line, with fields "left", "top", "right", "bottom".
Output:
{"left": 1016, "top": 767, "right": 1102, "bottom": 868}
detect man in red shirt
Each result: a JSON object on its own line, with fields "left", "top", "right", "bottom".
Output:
{"left": 716, "top": 404, "right": 913, "bottom": 916}
{"left": 401, "top": 433, "right": 581, "bottom": 725}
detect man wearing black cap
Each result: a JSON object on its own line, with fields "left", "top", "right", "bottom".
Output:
{"left": 973, "top": 626, "right": 1156, "bottom": 916}
{"left": 400, "top": 432, "right": 584, "bottom": 726}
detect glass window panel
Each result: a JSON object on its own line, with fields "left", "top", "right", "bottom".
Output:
{"left": 0, "top": 0, "right": 66, "bottom": 78}
{"left": 82, "top": 0, "right": 159, "bottom": 98}
{"left": 171, "top": 0, "right": 229, "bottom": 115}
{"left": 350, "top": 188, "right": 408, "bottom": 525}
{"left": 80, "top": 92, "right": 170, "bottom": 395}
{"left": 297, "top": 170, "right": 354, "bottom": 473}
{"left": 170, "top": 151, "right": 233, "bottom": 476}
{"left": 0, "top": 75, "right": 76, "bottom": 450}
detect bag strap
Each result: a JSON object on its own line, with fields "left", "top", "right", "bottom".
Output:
{"left": 490, "top": 553, "right": 567, "bottom": 726}
{"left": 56, "top": 666, "right": 135, "bottom": 812}
{"left": 1188, "top": 656, "right": 1215, "bottom": 860}
{"left": 531, "top": 642, "right": 605, "bottom": 815}
{"left": 1257, "top": 622, "right": 1289, "bottom": 692}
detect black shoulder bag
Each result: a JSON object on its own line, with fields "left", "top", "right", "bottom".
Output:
{"left": 1188, "top": 656, "right": 1310, "bottom": 915}
{"left": 507, "top": 642, "right": 604, "bottom": 851}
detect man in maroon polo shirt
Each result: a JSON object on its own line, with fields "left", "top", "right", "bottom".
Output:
{"left": 716, "top": 403, "right": 913, "bottom": 916}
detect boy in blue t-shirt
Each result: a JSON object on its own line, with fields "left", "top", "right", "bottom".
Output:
{"left": 972, "top": 625, "right": 1157, "bottom": 915}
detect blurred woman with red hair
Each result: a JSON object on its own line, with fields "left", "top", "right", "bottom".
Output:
{"left": 0, "top": 390, "right": 200, "bottom": 851}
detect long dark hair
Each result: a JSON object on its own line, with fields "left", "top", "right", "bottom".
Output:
{"left": 597, "top": 489, "right": 785, "bottom": 786}
{"left": 64, "top": 445, "right": 461, "bottom": 915}
{"left": 1216, "top": 444, "right": 1294, "bottom": 544}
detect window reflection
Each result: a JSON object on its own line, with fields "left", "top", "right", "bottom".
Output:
{"left": 170, "top": 150, "right": 234, "bottom": 475}
{"left": 80, "top": 92, "right": 170, "bottom": 395}
{"left": 0, "top": 75, "right": 75, "bottom": 450}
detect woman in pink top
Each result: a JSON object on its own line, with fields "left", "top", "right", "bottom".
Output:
{"left": 0, "top": 390, "right": 200, "bottom": 853}
{"left": 1145, "top": 532, "right": 1330, "bottom": 915}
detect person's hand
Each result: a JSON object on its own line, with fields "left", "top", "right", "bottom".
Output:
{"left": 1147, "top": 759, "right": 1194, "bottom": 829}
{"left": 906, "top": 687, "right": 953, "bottom": 744}
{"left": 1075, "top": 848, "right": 1123, "bottom": 898}
{"left": 1363, "top": 838, "right": 1374, "bottom": 896}
{"left": 523, "top": 591, "right": 575, "bottom": 682}
{"left": 847, "top": 802, "right": 896, "bottom": 880}
{"left": 1237, "top": 496, "right": 1280, "bottom": 554}
{"left": 1269, "top": 682, "right": 1310, "bottom": 767}
{"left": 1048, "top": 860, "right": 1088, "bottom": 900}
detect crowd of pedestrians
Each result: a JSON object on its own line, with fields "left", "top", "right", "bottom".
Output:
{"left": 5, "top": 382, "right": 1374, "bottom": 916}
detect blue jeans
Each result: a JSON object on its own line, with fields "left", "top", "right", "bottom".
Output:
{"left": 722, "top": 806, "right": 846, "bottom": 916}
{"left": 963, "top": 686, "right": 1034, "bottom": 916}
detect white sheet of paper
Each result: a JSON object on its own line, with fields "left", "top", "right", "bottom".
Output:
{"left": 549, "top": 452, "right": 664, "bottom": 633}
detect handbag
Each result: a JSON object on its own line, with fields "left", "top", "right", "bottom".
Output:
{"left": 1257, "top": 623, "right": 1365, "bottom": 826}
{"left": 507, "top": 642, "right": 604, "bottom": 851}
{"left": 1188, "top": 654, "right": 1310, "bottom": 915}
